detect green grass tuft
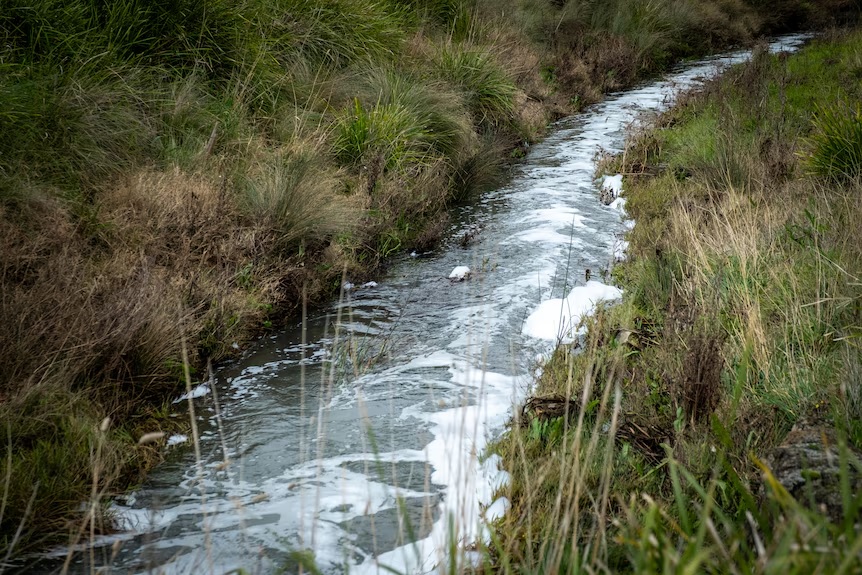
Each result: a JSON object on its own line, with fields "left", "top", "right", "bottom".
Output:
{"left": 435, "top": 46, "right": 516, "bottom": 128}
{"left": 806, "top": 103, "right": 862, "bottom": 181}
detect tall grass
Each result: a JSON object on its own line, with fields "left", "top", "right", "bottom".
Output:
{"left": 242, "top": 142, "right": 356, "bottom": 251}
{"left": 334, "top": 70, "right": 472, "bottom": 170}
{"left": 490, "top": 27, "right": 862, "bottom": 574}
{"left": 435, "top": 46, "right": 516, "bottom": 128}
{"left": 1, "top": 0, "right": 248, "bottom": 73}
{"left": 263, "top": 0, "right": 407, "bottom": 67}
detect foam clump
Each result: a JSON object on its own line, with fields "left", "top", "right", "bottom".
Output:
{"left": 599, "top": 173, "right": 624, "bottom": 205}
{"left": 523, "top": 281, "right": 623, "bottom": 342}
{"left": 166, "top": 434, "right": 188, "bottom": 447}
{"left": 173, "top": 383, "right": 210, "bottom": 403}
{"left": 448, "top": 266, "right": 471, "bottom": 280}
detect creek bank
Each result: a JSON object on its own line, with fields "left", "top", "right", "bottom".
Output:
{"left": 491, "top": 25, "right": 862, "bottom": 572}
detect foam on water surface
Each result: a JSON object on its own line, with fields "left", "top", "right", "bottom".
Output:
{"left": 522, "top": 281, "right": 624, "bottom": 342}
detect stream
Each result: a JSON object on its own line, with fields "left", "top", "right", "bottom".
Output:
{"left": 39, "top": 35, "right": 808, "bottom": 575}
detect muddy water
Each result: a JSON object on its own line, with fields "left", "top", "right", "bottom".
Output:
{"left": 45, "top": 35, "right": 808, "bottom": 575}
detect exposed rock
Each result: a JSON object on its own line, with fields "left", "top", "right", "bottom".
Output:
{"left": 459, "top": 223, "right": 484, "bottom": 247}
{"left": 599, "top": 187, "right": 615, "bottom": 205}
{"left": 764, "top": 422, "right": 862, "bottom": 522}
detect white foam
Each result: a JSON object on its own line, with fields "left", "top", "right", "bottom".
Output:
{"left": 601, "top": 174, "right": 624, "bottom": 198}
{"left": 166, "top": 434, "right": 188, "bottom": 447}
{"left": 522, "top": 281, "right": 623, "bottom": 342}
{"left": 518, "top": 207, "right": 587, "bottom": 227}
{"left": 609, "top": 196, "right": 626, "bottom": 211}
{"left": 173, "top": 383, "right": 209, "bottom": 403}
{"left": 448, "top": 266, "right": 471, "bottom": 280}
{"left": 613, "top": 239, "right": 630, "bottom": 261}
{"left": 484, "top": 497, "right": 510, "bottom": 523}
{"left": 508, "top": 227, "right": 582, "bottom": 246}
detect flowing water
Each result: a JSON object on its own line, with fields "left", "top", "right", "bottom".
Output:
{"left": 38, "top": 35, "right": 808, "bottom": 575}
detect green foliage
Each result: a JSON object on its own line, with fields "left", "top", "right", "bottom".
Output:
{"left": 367, "top": 69, "right": 470, "bottom": 157}
{"left": 435, "top": 47, "right": 516, "bottom": 128}
{"left": 1, "top": 0, "right": 248, "bottom": 73}
{"left": 334, "top": 98, "right": 432, "bottom": 169}
{"left": 493, "top": 28, "right": 862, "bottom": 575}
{"left": 0, "top": 388, "right": 129, "bottom": 555}
{"left": 806, "top": 103, "right": 862, "bottom": 182}
{"left": 333, "top": 70, "right": 471, "bottom": 170}
{"left": 391, "top": 0, "right": 474, "bottom": 38}
{"left": 586, "top": 0, "right": 683, "bottom": 65}
{"left": 0, "top": 65, "right": 151, "bottom": 200}
{"left": 263, "top": 0, "right": 407, "bottom": 67}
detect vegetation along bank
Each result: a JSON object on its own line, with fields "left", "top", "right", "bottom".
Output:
{"left": 491, "top": 23, "right": 862, "bottom": 573}
{"left": 1, "top": 0, "right": 858, "bottom": 561}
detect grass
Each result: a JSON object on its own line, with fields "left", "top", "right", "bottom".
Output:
{"left": 806, "top": 103, "right": 862, "bottom": 181}
{"left": 435, "top": 46, "right": 517, "bottom": 129}
{"left": 490, "top": 26, "right": 862, "bottom": 573}
{"left": 1, "top": 0, "right": 859, "bottom": 563}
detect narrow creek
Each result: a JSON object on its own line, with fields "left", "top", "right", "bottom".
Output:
{"left": 44, "top": 35, "right": 807, "bottom": 575}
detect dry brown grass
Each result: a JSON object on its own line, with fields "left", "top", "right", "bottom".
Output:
{"left": 0, "top": 153, "right": 357, "bottom": 551}
{"left": 0, "top": 198, "right": 182, "bottom": 400}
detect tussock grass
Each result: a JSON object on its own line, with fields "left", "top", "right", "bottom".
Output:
{"left": 806, "top": 103, "right": 862, "bottom": 181}
{"left": 334, "top": 96, "right": 447, "bottom": 171}
{"left": 435, "top": 46, "right": 517, "bottom": 128}
{"left": 492, "top": 27, "right": 862, "bottom": 574}
{"left": 265, "top": 0, "right": 408, "bottom": 67}
{"left": 242, "top": 142, "right": 355, "bottom": 251}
